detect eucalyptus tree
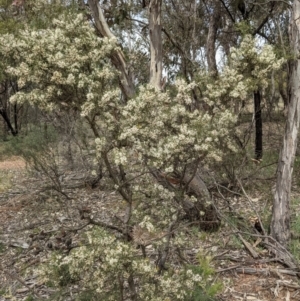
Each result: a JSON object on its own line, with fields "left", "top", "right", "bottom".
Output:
{"left": 271, "top": 0, "right": 300, "bottom": 248}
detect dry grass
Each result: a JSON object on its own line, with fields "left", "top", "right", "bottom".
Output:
{"left": 0, "top": 156, "right": 26, "bottom": 170}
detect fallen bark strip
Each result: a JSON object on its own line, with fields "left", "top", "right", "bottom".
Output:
{"left": 275, "top": 280, "right": 300, "bottom": 289}
{"left": 216, "top": 264, "right": 241, "bottom": 272}
{"left": 235, "top": 267, "right": 298, "bottom": 277}
{"left": 215, "top": 256, "right": 279, "bottom": 265}
{"left": 237, "top": 233, "right": 259, "bottom": 259}
{"left": 263, "top": 238, "right": 298, "bottom": 269}
{"left": 233, "top": 231, "right": 299, "bottom": 270}
{"left": 217, "top": 266, "right": 299, "bottom": 277}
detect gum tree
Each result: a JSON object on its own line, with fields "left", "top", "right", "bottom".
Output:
{"left": 271, "top": 0, "right": 300, "bottom": 247}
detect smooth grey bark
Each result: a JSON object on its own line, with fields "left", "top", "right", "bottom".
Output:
{"left": 149, "top": 0, "right": 163, "bottom": 90}
{"left": 87, "top": 0, "right": 135, "bottom": 100}
{"left": 271, "top": 0, "right": 300, "bottom": 247}
{"left": 88, "top": 0, "right": 163, "bottom": 94}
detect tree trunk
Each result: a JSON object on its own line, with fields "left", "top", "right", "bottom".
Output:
{"left": 149, "top": 0, "right": 163, "bottom": 90}
{"left": 0, "top": 109, "right": 17, "bottom": 136}
{"left": 271, "top": 0, "right": 300, "bottom": 247}
{"left": 13, "top": 103, "right": 18, "bottom": 135}
{"left": 254, "top": 90, "right": 262, "bottom": 160}
{"left": 87, "top": 0, "right": 135, "bottom": 100}
{"left": 206, "top": 1, "right": 220, "bottom": 77}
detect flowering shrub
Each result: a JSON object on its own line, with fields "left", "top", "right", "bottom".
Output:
{"left": 0, "top": 13, "right": 118, "bottom": 113}
{"left": 120, "top": 81, "right": 236, "bottom": 167}
{"left": 42, "top": 228, "right": 219, "bottom": 301}
{"left": 204, "top": 35, "right": 284, "bottom": 106}
{"left": 0, "top": 13, "right": 284, "bottom": 300}
{"left": 229, "top": 35, "right": 284, "bottom": 89}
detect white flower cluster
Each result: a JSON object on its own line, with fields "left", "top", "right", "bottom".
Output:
{"left": 120, "top": 79, "right": 236, "bottom": 168}
{"left": 0, "top": 13, "right": 118, "bottom": 113}
{"left": 230, "top": 35, "right": 284, "bottom": 89}
{"left": 41, "top": 228, "right": 206, "bottom": 300}
{"left": 139, "top": 215, "right": 155, "bottom": 233}
{"left": 1, "top": 11, "right": 237, "bottom": 300}
{"left": 111, "top": 147, "right": 128, "bottom": 166}
{"left": 131, "top": 179, "right": 178, "bottom": 230}
{"left": 204, "top": 35, "right": 284, "bottom": 107}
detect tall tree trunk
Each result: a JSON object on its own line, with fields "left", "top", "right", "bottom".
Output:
{"left": 271, "top": 0, "right": 300, "bottom": 247}
{"left": 149, "top": 0, "right": 162, "bottom": 90}
{"left": 87, "top": 0, "right": 135, "bottom": 100}
{"left": 13, "top": 103, "right": 18, "bottom": 135}
{"left": 254, "top": 90, "right": 262, "bottom": 160}
{"left": 206, "top": 1, "right": 220, "bottom": 77}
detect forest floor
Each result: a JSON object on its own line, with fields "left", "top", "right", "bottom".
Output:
{"left": 1, "top": 147, "right": 300, "bottom": 301}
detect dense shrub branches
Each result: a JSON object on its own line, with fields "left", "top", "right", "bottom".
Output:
{"left": 0, "top": 12, "right": 284, "bottom": 300}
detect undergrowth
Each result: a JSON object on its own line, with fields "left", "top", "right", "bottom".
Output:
{"left": 0, "top": 170, "right": 12, "bottom": 192}
{"left": 290, "top": 197, "right": 300, "bottom": 261}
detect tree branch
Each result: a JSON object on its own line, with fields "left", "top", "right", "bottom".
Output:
{"left": 87, "top": 0, "right": 135, "bottom": 100}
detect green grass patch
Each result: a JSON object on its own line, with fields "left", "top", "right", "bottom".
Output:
{"left": 0, "top": 289, "right": 7, "bottom": 296}
{"left": 290, "top": 237, "right": 300, "bottom": 262}
{"left": 0, "top": 171, "right": 12, "bottom": 192}
{"left": 290, "top": 197, "right": 300, "bottom": 261}
{"left": 24, "top": 295, "right": 36, "bottom": 301}
{"left": 0, "top": 241, "right": 5, "bottom": 253}
{"left": 185, "top": 255, "right": 222, "bottom": 301}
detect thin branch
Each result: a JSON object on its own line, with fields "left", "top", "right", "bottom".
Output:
{"left": 156, "top": 219, "right": 177, "bottom": 274}
{"left": 237, "top": 178, "right": 266, "bottom": 236}
{"left": 125, "top": 16, "right": 147, "bottom": 26}
{"left": 116, "top": 171, "right": 151, "bottom": 190}
{"left": 4, "top": 271, "right": 43, "bottom": 299}
{"left": 102, "top": 151, "right": 131, "bottom": 202}
{"left": 218, "top": 0, "right": 235, "bottom": 23}
{"left": 252, "top": 1, "right": 276, "bottom": 36}
{"left": 87, "top": 216, "right": 130, "bottom": 238}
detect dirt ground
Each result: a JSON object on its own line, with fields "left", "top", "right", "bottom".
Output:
{"left": 0, "top": 157, "right": 26, "bottom": 170}
{"left": 0, "top": 156, "right": 300, "bottom": 301}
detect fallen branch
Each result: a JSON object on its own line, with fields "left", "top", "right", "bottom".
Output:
{"left": 4, "top": 270, "right": 44, "bottom": 299}
{"left": 237, "top": 178, "right": 266, "bottom": 236}
{"left": 263, "top": 238, "right": 299, "bottom": 270}
{"left": 275, "top": 280, "right": 300, "bottom": 289}
{"left": 86, "top": 216, "right": 130, "bottom": 239}
{"left": 217, "top": 266, "right": 299, "bottom": 277}
{"left": 237, "top": 233, "right": 259, "bottom": 259}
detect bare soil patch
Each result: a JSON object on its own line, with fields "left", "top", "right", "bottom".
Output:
{"left": 0, "top": 157, "right": 26, "bottom": 170}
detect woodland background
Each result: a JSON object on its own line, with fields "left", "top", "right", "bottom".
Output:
{"left": 1, "top": 0, "right": 300, "bottom": 300}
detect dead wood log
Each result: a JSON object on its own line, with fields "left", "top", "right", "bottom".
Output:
{"left": 151, "top": 166, "right": 220, "bottom": 231}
